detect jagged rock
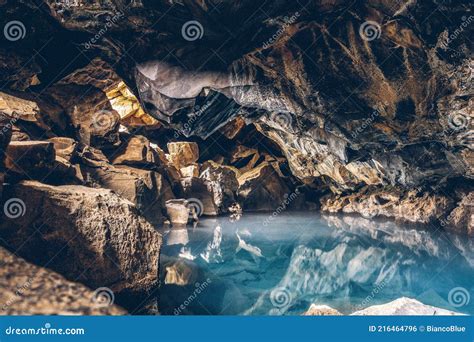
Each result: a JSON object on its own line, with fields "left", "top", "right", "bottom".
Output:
{"left": 165, "top": 199, "right": 190, "bottom": 228}
{"left": 303, "top": 304, "right": 342, "bottom": 316}
{"left": 199, "top": 161, "right": 239, "bottom": 214}
{"left": 112, "top": 135, "right": 157, "bottom": 166}
{"left": 0, "top": 113, "right": 13, "bottom": 200}
{"left": 0, "top": 247, "right": 126, "bottom": 315}
{"left": 4, "top": 141, "right": 55, "bottom": 180}
{"left": 238, "top": 162, "right": 291, "bottom": 211}
{"left": 48, "top": 137, "right": 78, "bottom": 162}
{"left": 220, "top": 117, "right": 246, "bottom": 139}
{"left": 230, "top": 145, "right": 260, "bottom": 174}
{"left": 180, "top": 177, "right": 218, "bottom": 216}
{"left": 167, "top": 142, "right": 199, "bottom": 169}
{"left": 81, "top": 164, "right": 174, "bottom": 226}
{"left": 180, "top": 164, "right": 199, "bottom": 178}
{"left": 0, "top": 180, "right": 161, "bottom": 294}
{"left": 321, "top": 187, "right": 453, "bottom": 224}
{"left": 47, "top": 84, "right": 121, "bottom": 148}
{"left": 351, "top": 297, "right": 462, "bottom": 316}
{"left": 445, "top": 192, "right": 474, "bottom": 236}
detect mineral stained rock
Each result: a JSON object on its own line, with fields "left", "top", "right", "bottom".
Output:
{"left": 0, "top": 247, "right": 126, "bottom": 315}
{"left": 0, "top": 181, "right": 161, "bottom": 294}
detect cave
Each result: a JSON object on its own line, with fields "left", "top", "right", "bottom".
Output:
{"left": 0, "top": 0, "right": 472, "bottom": 317}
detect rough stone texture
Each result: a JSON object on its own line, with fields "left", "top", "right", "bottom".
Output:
{"left": 4, "top": 141, "right": 55, "bottom": 181}
{"left": 1, "top": 0, "right": 472, "bottom": 227}
{"left": 112, "top": 135, "right": 157, "bottom": 166}
{"left": 351, "top": 297, "right": 462, "bottom": 316}
{"left": 48, "top": 137, "right": 78, "bottom": 162}
{"left": 180, "top": 177, "right": 218, "bottom": 216}
{"left": 180, "top": 164, "right": 199, "bottom": 178}
{"left": 303, "top": 304, "right": 342, "bottom": 316}
{"left": 165, "top": 199, "right": 190, "bottom": 228}
{"left": 321, "top": 187, "right": 454, "bottom": 224}
{"left": 81, "top": 163, "right": 174, "bottom": 226}
{"left": 167, "top": 142, "right": 199, "bottom": 169}
{"left": 199, "top": 161, "right": 239, "bottom": 214}
{"left": 0, "top": 247, "right": 126, "bottom": 315}
{"left": 445, "top": 192, "right": 474, "bottom": 236}
{"left": 238, "top": 162, "right": 291, "bottom": 211}
{"left": 0, "top": 180, "right": 161, "bottom": 294}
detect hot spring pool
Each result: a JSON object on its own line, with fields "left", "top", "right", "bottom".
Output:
{"left": 158, "top": 212, "right": 474, "bottom": 315}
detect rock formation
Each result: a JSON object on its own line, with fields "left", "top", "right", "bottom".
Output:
{"left": 0, "top": 0, "right": 472, "bottom": 315}
{"left": 0, "top": 247, "right": 126, "bottom": 315}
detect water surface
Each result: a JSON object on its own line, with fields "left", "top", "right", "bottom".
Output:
{"left": 159, "top": 212, "right": 474, "bottom": 315}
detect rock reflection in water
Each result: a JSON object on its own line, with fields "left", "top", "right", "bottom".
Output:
{"left": 158, "top": 213, "right": 474, "bottom": 315}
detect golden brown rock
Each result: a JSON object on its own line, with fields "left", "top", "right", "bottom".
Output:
{"left": 167, "top": 142, "right": 199, "bottom": 169}
{"left": 0, "top": 247, "right": 126, "bottom": 315}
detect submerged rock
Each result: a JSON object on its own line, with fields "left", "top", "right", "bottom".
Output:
{"left": 0, "top": 247, "right": 126, "bottom": 315}
{"left": 0, "top": 181, "right": 161, "bottom": 294}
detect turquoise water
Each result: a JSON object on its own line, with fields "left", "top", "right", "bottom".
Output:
{"left": 158, "top": 212, "right": 474, "bottom": 315}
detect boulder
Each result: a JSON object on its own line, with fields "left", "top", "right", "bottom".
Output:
{"left": 230, "top": 145, "right": 260, "bottom": 173}
{"left": 4, "top": 141, "right": 55, "bottom": 181}
{"left": 48, "top": 137, "right": 78, "bottom": 162}
{"left": 199, "top": 161, "right": 239, "bottom": 213}
{"left": 0, "top": 247, "right": 126, "bottom": 315}
{"left": 180, "top": 164, "right": 200, "bottom": 178}
{"left": 303, "top": 304, "right": 342, "bottom": 316}
{"left": 0, "top": 181, "right": 161, "bottom": 294}
{"left": 111, "top": 135, "right": 157, "bottom": 166}
{"left": 351, "top": 297, "right": 462, "bottom": 316}
{"left": 180, "top": 177, "right": 217, "bottom": 215}
{"left": 165, "top": 199, "right": 190, "bottom": 228}
{"left": 238, "top": 162, "right": 291, "bottom": 211}
{"left": 167, "top": 142, "right": 199, "bottom": 169}
{"left": 81, "top": 164, "right": 174, "bottom": 226}
{"left": 47, "top": 84, "right": 120, "bottom": 148}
